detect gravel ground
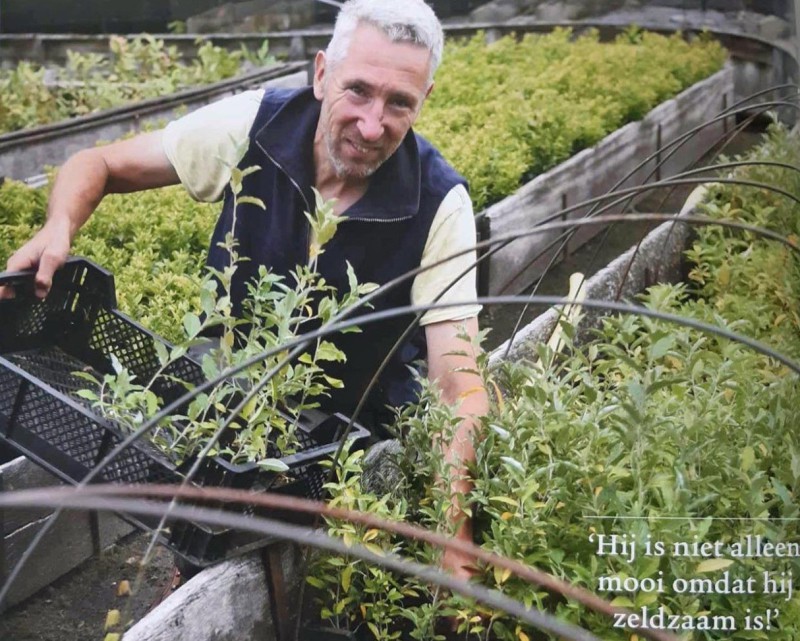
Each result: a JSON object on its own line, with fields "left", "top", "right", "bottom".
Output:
{"left": 0, "top": 531, "right": 175, "bottom": 641}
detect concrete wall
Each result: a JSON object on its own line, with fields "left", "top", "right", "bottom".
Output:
{"left": 123, "top": 554, "right": 272, "bottom": 641}
{"left": 489, "top": 186, "right": 707, "bottom": 364}
{"left": 0, "top": 456, "right": 135, "bottom": 610}
{"left": 478, "top": 66, "right": 734, "bottom": 295}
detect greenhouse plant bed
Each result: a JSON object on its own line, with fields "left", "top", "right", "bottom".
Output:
{"left": 479, "top": 65, "right": 734, "bottom": 296}
{"left": 0, "top": 62, "right": 309, "bottom": 181}
{"left": 489, "top": 185, "right": 706, "bottom": 365}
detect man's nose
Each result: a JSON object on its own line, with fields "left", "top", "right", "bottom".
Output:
{"left": 357, "top": 102, "right": 384, "bottom": 142}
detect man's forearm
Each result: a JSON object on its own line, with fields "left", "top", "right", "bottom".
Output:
{"left": 425, "top": 317, "right": 488, "bottom": 575}
{"left": 46, "top": 148, "right": 112, "bottom": 240}
{"left": 438, "top": 386, "right": 487, "bottom": 579}
{"left": 441, "top": 393, "right": 486, "bottom": 528}
{"left": 1, "top": 131, "right": 179, "bottom": 299}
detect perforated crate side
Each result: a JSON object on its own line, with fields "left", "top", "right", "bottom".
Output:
{"left": 0, "top": 358, "right": 181, "bottom": 486}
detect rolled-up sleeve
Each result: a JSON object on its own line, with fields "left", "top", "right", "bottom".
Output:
{"left": 413, "top": 184, "right": 482, "bottom": 326}
{"left": 162, "top": 90, "right": 263, "bottom": 202}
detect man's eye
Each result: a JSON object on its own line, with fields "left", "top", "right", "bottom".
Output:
{"left": 348, "top": 85, "right": 367, "bottom": 97}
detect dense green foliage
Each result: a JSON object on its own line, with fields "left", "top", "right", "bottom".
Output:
{"left": 0, "top": 35, "right": 273, "bottom": 134}
{"left": 0, "top": 179, "right": 218, "bottom": 341}
{"left": 310, "top": 126, "right": 800, "bottom": 640}
{"left": 416, "top": 28, "right": 727, "bottom": 210}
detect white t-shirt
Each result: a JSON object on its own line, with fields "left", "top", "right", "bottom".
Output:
{"left": 162, "top": 89, "right": 481, "bottom": 326}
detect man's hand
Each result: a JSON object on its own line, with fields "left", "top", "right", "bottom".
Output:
{"left": 0, "top": 130, "right": 179, "bottom": 300}
{"left": 1, "top": 219, "right": 72, "bottom": 299}
{"left": 425, "top": 316, "right": 489, "bottom": 580}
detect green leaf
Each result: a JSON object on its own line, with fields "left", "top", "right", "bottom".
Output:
{"left": 238, "top": 196, "right": 266, "bottom": 210}
{"left": 323, "top": 375, "right": 344, "bottom": 389}
{"left": 240, "top": 165, "right": 261, "bottom": 178}
{"left": 500, "top": 456, "right": 525, "bottom": 474}
{"left": 154, "top": 340, "right": 169, "bottom": 367}
{"left": 316, "top": 341, "right": 346, "bottom": 362}
{"left": 649, "top": 335, "right": 674, "bottom": 360}
{"left": 182, "top": 312, "right": 201, "bottom": 338}
{"left": 110, "top": 353, "right": 124, "bottom": 375}
{"left": 341, "top": 564, "right": 353, "bottom": 592}
{"left": 305, "top": 576, "right": 325, "bottom": 589}
{"left": 257, "top": 458, "right": 289, "bottom": 473}
{"left": 696, "top": 558, "right": 733, "bottom": 573}
{"left": 740, "top": 446, "right": 755, "bottom": 472}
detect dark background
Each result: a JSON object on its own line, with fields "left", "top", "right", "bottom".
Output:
{"left": 0, "top": 0, "right": 791, "bottom": 34}
{"left": 0, "top": 0, "right": 485, "bottom": 33}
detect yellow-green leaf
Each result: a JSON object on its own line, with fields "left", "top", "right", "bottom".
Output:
{"left": 341, "top": 564, "right": 353, "bottom": 592}
{"left": 741, "top": 446, "right": 755, "bottom": 472}
{"left": 696, "top": 558, "right": 733, "bottom": 573}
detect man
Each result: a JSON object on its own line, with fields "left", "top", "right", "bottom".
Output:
{"left": 2, "top": 0, "right": 487, "bottom": 579}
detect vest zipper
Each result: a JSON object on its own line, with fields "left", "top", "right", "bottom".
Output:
{"left": 257, "top": 141, "right": 312, "bottom": 264}
{"left": 341, "top": 215, "right": 414, "bottom": 224}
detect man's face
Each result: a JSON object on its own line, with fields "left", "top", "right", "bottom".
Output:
{"left": 313, "top": 23, "right": 433, "bottom": 179}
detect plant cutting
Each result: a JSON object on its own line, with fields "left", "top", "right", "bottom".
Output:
{"left": 72, "top": 159, "right": 378, "bottom": 471}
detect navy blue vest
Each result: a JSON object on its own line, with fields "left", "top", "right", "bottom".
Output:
{"left": 206, "top": 87, "right": 467, "bottom": 428}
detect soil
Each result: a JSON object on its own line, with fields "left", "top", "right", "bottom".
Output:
{"left": 0, "top": 531, "right": 175, "bottom": 641}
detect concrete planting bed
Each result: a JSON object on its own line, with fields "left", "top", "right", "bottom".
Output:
{"left": 477, "top": 66, "right": 734, "bottom": 295}
{"left": 0, "top": 64, "right": 309, "bottom": 183}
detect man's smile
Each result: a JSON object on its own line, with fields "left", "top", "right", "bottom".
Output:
{"left": 346, "top": 138, "right": 380, "bottom": 155}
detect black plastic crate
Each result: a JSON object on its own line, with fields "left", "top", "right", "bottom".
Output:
{"left": 0, "top": 258, "right": 369, "bottom": 565}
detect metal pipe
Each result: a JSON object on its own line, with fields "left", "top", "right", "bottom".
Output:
{"left": 795, "top": 0, "right": 800, "bottom": 99}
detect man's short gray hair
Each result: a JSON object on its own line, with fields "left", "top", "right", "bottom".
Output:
{"left": 325, "top": 0, "right": 444, "bottom": 87}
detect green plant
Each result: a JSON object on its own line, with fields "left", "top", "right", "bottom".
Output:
{"left": 0, "top": 35, "right": 259, "bottom": 134}
{"left": 168, "top": 20, "right": 187, "bottom": 35}
{"left": 307, "top": 126, "right": 800, "bottom": 640}
{"left": 416, "top": 29, "right": 727, "bottom": 210}
{"left": 73, "top": 161, "right": 378, "bottom": 469}
{"left": 241, "top": 40, "right": 276, "bottom": 69}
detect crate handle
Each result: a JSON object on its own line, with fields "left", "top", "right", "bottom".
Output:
{"left": 0, "top": 257, "right": 117, "bottom": 306}
{"left": 0, "top": 266, "right": 38, "bottom": 293}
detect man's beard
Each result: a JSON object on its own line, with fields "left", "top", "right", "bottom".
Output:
{"left": 325, "top": 128, "right": 384, "bottom": 179}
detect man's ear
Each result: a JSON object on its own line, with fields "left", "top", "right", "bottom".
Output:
{"left": 313, "top": 51, "right": 326, "bottom": 100}
{"left": 424, "top": 81, "right": 435, "bottom": 100}
{"left": 414, "top": 82, "right": 434, "bottom": 119}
